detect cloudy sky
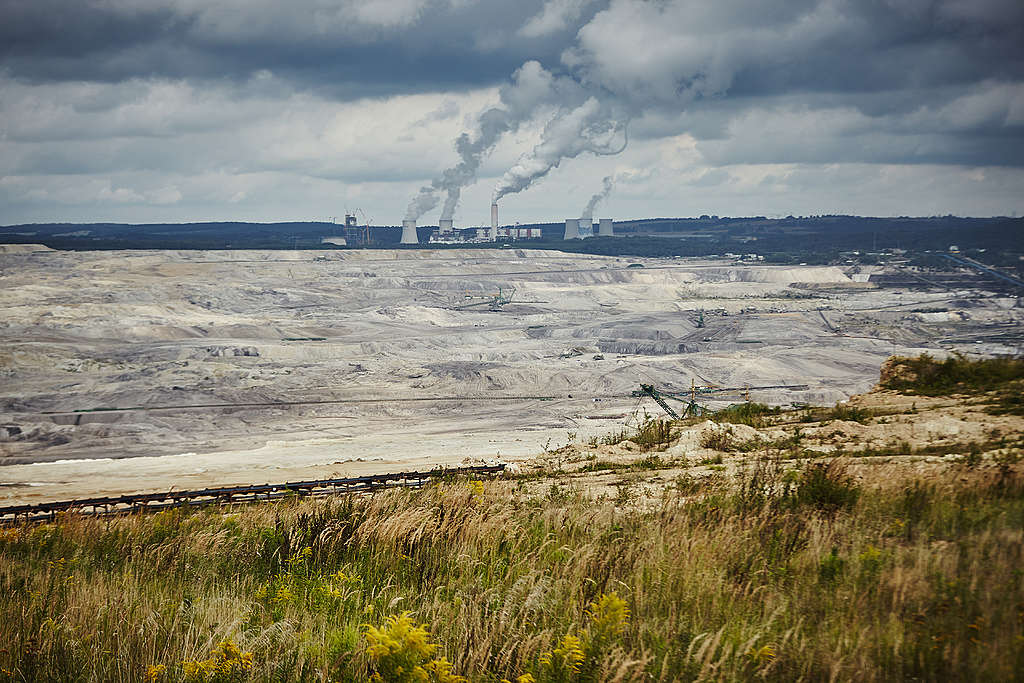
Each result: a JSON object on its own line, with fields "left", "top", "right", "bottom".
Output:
{"left": 2, "top": 0, "right": 1023, "bottom": 226}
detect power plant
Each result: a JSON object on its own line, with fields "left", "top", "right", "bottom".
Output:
{"left": 341, "top": 204, "right": 616, "bottom": 246}
{"left": 564, "top": 218, "right": 580, "bottom": 240}
{"left": 401, "top": 219, "right": 418, "bottom": 244}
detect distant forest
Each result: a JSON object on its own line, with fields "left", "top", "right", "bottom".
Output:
{"left": 2, "top": 216, "right": 1022, "bottom": 271}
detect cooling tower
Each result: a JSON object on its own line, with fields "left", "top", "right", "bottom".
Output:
{"left": 564, "top": 218, "right": 580, "bottom": 240}
{"left": 439, "top": 219, "right": 453, "bottom": 234}
{"left": 598, "top": 218, "right": 613, "bottom": 237}
{"left": 401, "top": 219, "right": 418, "bottom": 244}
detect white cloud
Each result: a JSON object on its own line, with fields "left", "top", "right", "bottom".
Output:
{"left": 519, "top": 0, "right": 594, "bottom": 38}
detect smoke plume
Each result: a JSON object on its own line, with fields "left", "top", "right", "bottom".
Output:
{"left": 580, "top": 175, "right": 614, "bottom": 221}
{"left": 493, "top": 98, "right": 628, "bottom": 202}
{"left": 405, "top": 61, "right": 581, "bottom": 222}
{"left": 404, "top": 184, "right": 440, "bottom": 221}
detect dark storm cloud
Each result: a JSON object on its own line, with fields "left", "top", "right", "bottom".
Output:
{"left": 3, "top": 0, "right": 1022, "bottom": 114}
{"left": 1, "top": 0, "right": 1023, "bottom": 224}
{"left": 0, "top": 0, "right": 568, "bottom": 93}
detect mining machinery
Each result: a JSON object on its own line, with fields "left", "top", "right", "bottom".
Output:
{"left": 452, "top": 287, "right": 516, "bottom": 311}
{"left": 633, "top": 380, "right": 811, "bottom": 419}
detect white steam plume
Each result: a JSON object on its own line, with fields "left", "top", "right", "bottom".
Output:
{"left": 405, "top": 61, "right": 582, "bottom": 222}
{"left": 580, "top": 175, "right": 614, "bottom": 221}
{"left": 493, "top": 97, "right": 628, "bottom": 202}
{"left": 404, "top": 184, "right": 440, "bottom": 221}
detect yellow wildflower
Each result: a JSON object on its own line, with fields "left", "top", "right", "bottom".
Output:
{"left": 587, "top": 592, "right": 630, "bottom": 638}
{"left": 273, "top": 585, "right": 294, "bottom": 605}
{"left": 539, "top": 633, "right": 585, "bottom": 675}
{"left": 502, "top": 675, "right": 536, "bottom": 683}
{"left": 364, "top": 612, "right": 437, "bottom": 661}
{"left": 182, "top": 639, "right": 254, "bottom": 683}
{"left": 745, "top": 644, "right": 777, "bottom": 667}
{"left": 144, "top": 664, "right": 167, "bottom": 682}
{"left": 421, "top": 657, "right": 467, "bottom": 682}
{"left": 364, "top": 612, "right": 465, "bottom": 682}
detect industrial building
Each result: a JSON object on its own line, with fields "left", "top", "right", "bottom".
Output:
{"left": 332, "top": 205, "right": 617, "bottom": 246}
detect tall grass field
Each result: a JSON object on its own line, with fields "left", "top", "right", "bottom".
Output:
{"left": 3, "top": 354, "right": 1023, "bottom": 682}
{"left": 2, "top": 458, "right": 1022, "bottom": 682}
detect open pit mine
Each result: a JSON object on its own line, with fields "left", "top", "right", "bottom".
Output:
{"left": 1, "top": 245, "right": 1020, "bottom": 505}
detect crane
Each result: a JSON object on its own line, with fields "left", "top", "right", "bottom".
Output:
{"left": 356, "top": 208, "right": 372, "bottom": 245}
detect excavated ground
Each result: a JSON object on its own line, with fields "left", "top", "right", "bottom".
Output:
{"left": 1, "top": 247, "right": 1020, "bottom": 504}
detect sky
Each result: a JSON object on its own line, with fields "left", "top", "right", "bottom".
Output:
{"left": 1, "top": 0, "right": 1023, "bottom": 226}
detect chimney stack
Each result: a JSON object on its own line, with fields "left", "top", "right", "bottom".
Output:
{"left": 490, "top": 202, "right": 498, "bottom": 240}
{"left": 564, "top": 218, "right": 580, "bottom": 240}
{"left": 401, "top": 219, "right": 418, "bottom": 245}
{"left": 598, "top": 218, "right": 613, "bottom": 237}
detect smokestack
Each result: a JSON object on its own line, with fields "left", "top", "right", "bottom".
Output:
{"left": 490, "top": 202, "right": 498, "bottom": 239}
{"left": 564, "top": 218, "right": 580, "bottom": 240}
{"left": 439, "top": 219, "right": 453, "bottom": 234}
{"left": 598, "top": 218, "right": 613, "bottom": 237}
{"left": 401, "top": 219, "right": 418, "bottom": 245}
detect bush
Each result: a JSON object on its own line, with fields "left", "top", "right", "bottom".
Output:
{"left": 818, "top": 548, "right": 846, "bottom": 583}
{"left": 700, "top": 427, "right": 735, "bottom": 451}
{"left": 986, "top": 386, "right": 1024, "bottom": 416}
{"left": 598, "top": 417, "right": 675, "bottom": 450}
{"left": 880, "top": 353, "right": 1024, "bottom": 396}
{"left": 828, "top": 403, "right": 873, "bottom": 424}
{"left": 796, "top": 461, "right": 860, "bottom": 513}
{"left": 632, "top": 417, "right": 675, "bottom": 451}
{"left": 713, "top": 402, "right": 781, "bottom": 428}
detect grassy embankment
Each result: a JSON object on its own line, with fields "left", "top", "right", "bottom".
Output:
{"left": 1, "top": 354, "right": 1023, "bottom": 682}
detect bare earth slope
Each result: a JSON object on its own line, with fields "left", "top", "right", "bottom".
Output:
{"left": 513, "top": 387, "right": 1024, "bottom": 504}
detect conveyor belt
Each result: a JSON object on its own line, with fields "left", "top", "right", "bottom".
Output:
{"left": 0, "top": 464, "right": 505, "bottom": 524}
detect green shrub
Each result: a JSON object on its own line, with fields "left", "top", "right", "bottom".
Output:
{"left": 713, "top": 402, "right": 781, "bottom": 427}
{"left": 880, "top": 353, "right": 1024, "bottom": 396}
{"left": 818, "top": 548, "right": 846, "bottom": 583}
{"left": 828, "top": 403, "right": 873, "bottom": 424}
{"left": 700, "top": 427, "right": 735, "bottom": 451}
{"left": 632, "top": 417, "right": 675, "bottom": 451}
{"left": 796, "top": 462, "right": 860, "bottom": 513}
{"left": 598, "top": 417, "right": 675, "bottom": 451}
{"left": 986, "top": 385, "right": 1024, "bottom": 415}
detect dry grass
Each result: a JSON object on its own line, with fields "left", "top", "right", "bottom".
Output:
{"left": 2, "top": 459, "right": 1023, "bottom": 682}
